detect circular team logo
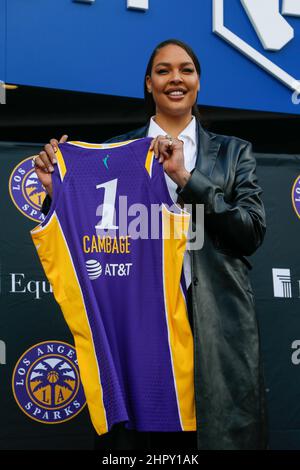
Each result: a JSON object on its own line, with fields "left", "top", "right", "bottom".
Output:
{"left": 12, "top": 341, "right": 86, "bottom": 425}
{"left": 9, "top": 157, "right": 46, "bottom": 222}
{"left": 292, "top": 175, "right": 300, "bottom": 220}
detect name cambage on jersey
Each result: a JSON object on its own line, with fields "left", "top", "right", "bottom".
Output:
{"left": 31, "top": 137, "right": 196, "bottom": 434}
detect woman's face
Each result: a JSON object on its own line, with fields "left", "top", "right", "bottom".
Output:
{"left": 146, "top": 44, "right": 200, "bottom": 118}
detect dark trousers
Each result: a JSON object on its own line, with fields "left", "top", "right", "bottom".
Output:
{"left": 95, "top": 286, "right": 196, "bottom": 451}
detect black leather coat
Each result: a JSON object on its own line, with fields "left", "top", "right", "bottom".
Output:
{"left": 42, "top": 120, "right": 268, "bottom": 450}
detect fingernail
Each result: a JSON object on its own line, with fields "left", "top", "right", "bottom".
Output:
{"left": 49, "top": 166, "right": 54, "bottom": 172}
{"left": 52, "top": 158, "right": 57, "bottom": 164}
{"left": 54, "top": 147, "right": 57, "bottom": 153}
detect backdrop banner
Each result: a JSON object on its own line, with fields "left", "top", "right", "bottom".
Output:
{"left": 1, "top": 142, "right": 300, "bottom": 450}
{"left": 0, "top": 142, "right": 94, "bottom": 450}
{"left": 251, "top": 152, "right": 300, "bottom": 451}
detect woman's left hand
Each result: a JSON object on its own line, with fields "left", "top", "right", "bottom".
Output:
{"left": 149, "top": 135, "right": 191, "bottom": 188}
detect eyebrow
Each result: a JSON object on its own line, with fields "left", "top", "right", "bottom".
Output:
{"left": 154, "top": 61, "right": 194, "bottom": 68}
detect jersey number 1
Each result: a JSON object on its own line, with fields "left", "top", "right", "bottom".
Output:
{"left": 95, "top": 178, "right": 119, "bottom": 230}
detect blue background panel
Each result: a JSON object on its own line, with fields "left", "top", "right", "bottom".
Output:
{"left": 0, "top": 0, "right": 6, "bottom": 83}
{"left": 5, "top": 0, "right": 300, "bottom": 114}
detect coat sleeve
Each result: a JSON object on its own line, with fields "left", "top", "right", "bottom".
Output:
{"left": 177, "top": 142, "right": 266, "bottom": 256}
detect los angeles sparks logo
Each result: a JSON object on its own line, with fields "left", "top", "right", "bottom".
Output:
{"left": 292, "top": 175, "right": 300, "bottom": 220}
{"left": 12, "top": 341, "right": 86, "bottom": 424}
{"left": 9, "top": 157, "right": 46, "bottom": 222}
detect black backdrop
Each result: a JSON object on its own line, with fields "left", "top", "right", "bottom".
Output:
{"left": 250, "top": 153, "right": 300, "bottom": 450}
{"left": 0, "top": 142, "right": 94, "bottom": 450}
{"left": 1, "top": 142, "right": 300, "bottom": 450}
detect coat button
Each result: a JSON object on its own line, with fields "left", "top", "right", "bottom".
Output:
{"left": 193, "top": 277, "right": 199, "bottom": 287}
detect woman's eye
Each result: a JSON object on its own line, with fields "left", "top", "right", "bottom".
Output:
{"left": 156, "top": 67, "right": 194, "bottom": 74}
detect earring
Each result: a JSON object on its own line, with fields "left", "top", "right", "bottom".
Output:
{"left": 148, "top": 89, "right": 152, "bottom": 93}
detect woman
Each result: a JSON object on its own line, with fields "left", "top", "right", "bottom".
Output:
{"left": 34, "top": 39, "right": 268, "bottom": 450}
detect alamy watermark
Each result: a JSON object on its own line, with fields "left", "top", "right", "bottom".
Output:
{"left": 0, "top": 81, "right": 6, "bottom": 104}
{"left": 94, "top": 197, "right": 205, "bottom": 251}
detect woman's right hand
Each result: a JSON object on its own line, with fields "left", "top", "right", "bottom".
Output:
{"left": 34, "top": 135, "right": 68, "bottom": 198}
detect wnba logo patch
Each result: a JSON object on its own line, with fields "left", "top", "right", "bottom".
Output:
{"left": 12, "top": 341, "right": 86, "bottom": 424}
{"left": 9, "top": 157, "right": 46, "bottom": 222}
{"left": 292, "top": 175, "right": 300, "bottom": 219}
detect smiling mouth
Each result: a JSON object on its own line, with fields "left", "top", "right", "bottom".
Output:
{"left": 165, "top": 89, "right": 187, "bottom": 98}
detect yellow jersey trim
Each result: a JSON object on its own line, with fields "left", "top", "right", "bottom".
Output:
{"left": 55, "top": 147, "right": 67, "bottom": 181}
{"left": 31, "top": 213, "right": 108, "bottom": 435}
{"left": 161, "top": 205, "right": 196, "bottom": 431}
{"left": 145, "top": 149, "right": 155, "bottom": 177}
{"left": 67, "top": 140, "right": 137, "bottom": 149}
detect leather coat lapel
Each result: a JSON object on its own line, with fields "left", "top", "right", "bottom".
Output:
{"left": 196, "top": 121, "right": 221, "bottom": 177}
{"left": 128, "top": 124, "right": 149, "bottom": 140}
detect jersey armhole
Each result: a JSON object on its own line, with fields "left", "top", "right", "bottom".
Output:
{"left": 31, "top": 147, "right": 68, "bottom": 237}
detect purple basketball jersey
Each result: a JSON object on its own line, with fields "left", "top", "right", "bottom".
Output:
{"left": 31, "top": 138, "right": 196, "bottom": 434}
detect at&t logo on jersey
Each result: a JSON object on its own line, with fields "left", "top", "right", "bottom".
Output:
{"left": 86, "top": 259, "right": 102, "bottom": 279}
{"left": 292, "top": 175, "right": 300, "bottom": 219}
{"left": 9, "top": 157, "right": 46, "bottom": 222}
{"left": 85, "top": 259, "right": 133, "bottom": 279}
{"left": 12, "top": 341, "right": 86, "bottom": 424}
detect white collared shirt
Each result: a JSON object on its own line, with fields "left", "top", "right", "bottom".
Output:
{"left": 147, "top": 116, "right": 197, "bottom": 288}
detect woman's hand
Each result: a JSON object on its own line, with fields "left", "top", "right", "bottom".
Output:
{"left": 149, "top": 135, "right": 191, "bottom": 188}
{"left": 33, "top": 135, "right": 68, "bottom": 197}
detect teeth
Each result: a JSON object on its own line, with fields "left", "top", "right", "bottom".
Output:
{"left": 169, "top": 91, "right": 184, "bottom": 96}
